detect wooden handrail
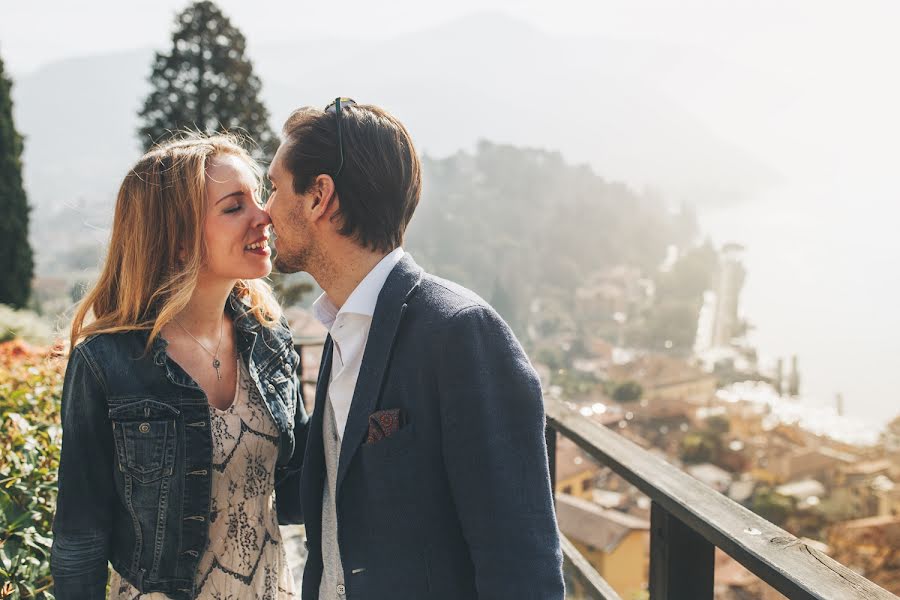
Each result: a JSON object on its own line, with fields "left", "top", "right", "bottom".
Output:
{"left": 546, "top": 397, "right": 897, "bottom": 600}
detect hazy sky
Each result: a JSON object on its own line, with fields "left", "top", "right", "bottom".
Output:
{"left": 4, "top": 1, "right": 899, "bottom": 176}
{"left": 3, "top": 1, "right": 899, "bottom": 425}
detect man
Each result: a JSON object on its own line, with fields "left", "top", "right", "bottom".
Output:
{"left": 266, "top": 98, "right": 564, "bottom": 600}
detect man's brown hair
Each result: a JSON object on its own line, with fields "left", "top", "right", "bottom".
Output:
{"left": 280, "top": 102, "right": 422, "bottom": 253}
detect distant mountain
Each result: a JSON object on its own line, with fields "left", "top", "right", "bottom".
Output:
{"left": 11, "top": 12, "right": 778, "bottom": 272}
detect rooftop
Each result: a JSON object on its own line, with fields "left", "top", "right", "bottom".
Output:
{"left": 556, "top": 493, "right": 649, "bottom": 553}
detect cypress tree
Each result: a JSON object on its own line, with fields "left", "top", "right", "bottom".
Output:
{"left": 138, "top": 1, "right": 276, "bottom": 158}
{"left": 0, "top": 54, "right": 34, "bottom": 308}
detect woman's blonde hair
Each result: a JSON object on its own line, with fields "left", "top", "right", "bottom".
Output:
{"left": 70, "top": 133, "right": 282, "bottom": 352}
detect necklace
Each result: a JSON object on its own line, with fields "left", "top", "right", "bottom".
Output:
{"left": 174, "top": 315, "right": 225, "bottom": 380}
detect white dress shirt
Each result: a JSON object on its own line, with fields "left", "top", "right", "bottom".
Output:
{"left": 312, "top": 247, "right": 405, "bottom": 441}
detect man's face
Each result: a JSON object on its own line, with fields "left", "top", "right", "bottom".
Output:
{"left": 266, "top": 143, "right": 316, "bottom": 273}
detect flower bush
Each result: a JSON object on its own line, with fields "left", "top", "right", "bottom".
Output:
{"left": 0, "top": 340, "right": 64, "bottom": 599}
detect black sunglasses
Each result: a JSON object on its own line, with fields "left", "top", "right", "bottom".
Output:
{"left": 324, "top": 97, "right": 357, "bottom": 178}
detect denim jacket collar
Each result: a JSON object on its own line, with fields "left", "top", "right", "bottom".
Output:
{"left": 148, "top": 291, "right": 263, "bottom": 389}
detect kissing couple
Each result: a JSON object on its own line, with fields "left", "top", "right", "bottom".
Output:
{"left": 50, "top": 99, "right": 565, "bottom": 599}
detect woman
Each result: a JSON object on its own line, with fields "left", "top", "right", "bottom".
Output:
{"left": 50, "top": 135, "right": 307, "bottom": 599}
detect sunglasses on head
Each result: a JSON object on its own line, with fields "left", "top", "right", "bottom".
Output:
{"left": 324, "top": 97, "right": 357, "bottom": 178}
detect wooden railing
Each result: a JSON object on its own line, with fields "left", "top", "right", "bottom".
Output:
{"left": 546, "top": 398, "right": 897, "bottom": 600}
{"left": 295, "top": 338, "right": 897, "bottom": 600}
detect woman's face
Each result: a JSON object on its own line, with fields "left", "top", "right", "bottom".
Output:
{"left": 201, "top": 153, "right": 272, "bottom": 281}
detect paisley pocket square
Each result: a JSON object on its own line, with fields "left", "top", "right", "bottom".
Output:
{"left": 366, "top": 409, "right": 405, "bottom": 444}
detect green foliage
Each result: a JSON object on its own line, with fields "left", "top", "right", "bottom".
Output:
{"left": 680, "top": 431, "right": 722, "bottom": 464}
{"left": 0, "top": 306, "right": 52, "bottom": 345}
{"left": 0, "top": 54, "right": 34, "bottom": 309}
{"left": 656, "top": 240, "right": 719, "bottom": 302}
{"left": 750, "top": 487, "right": 794, "bottom": 527}
{"left": 612, "top": 380, "right": 643, "bottom": 403}
{"left": 489, "top": 277, "right": 520, "bottom": 333}
{"left": 269, "top": 273, "right": 314, "bottom": 308}
{"left": 534, "top": 346, "right": 566, "bottom": 372}
{"left": 705, "top": 414, "right": 730, "bottom": 435}
{"left": 629, "top": 240, "right": 719, "bottom": 353}
{"left": 551, "top": 368, "right": 600, "bottom": 399}
{"left": 629, "top": 301, "right": 700, "bottom": 352}
{"left": 138, "top": 1, "right": 276, "bottom": 159}
{"left": 0, "top": 344, "right": 64, "bottom": 598}
{"left": 406, "top": 142, "right": 695, "bottom": 342}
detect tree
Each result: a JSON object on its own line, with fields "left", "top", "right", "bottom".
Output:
{"left": 490, "top": 276, "right": 520, "bottom": 335}
{"left": 270, "top": 273, "right": 313, "bottom": 308}
{"left": 138, "top": 1, "right": 276, "bottom": 158}
{"left": 705, "top": 414, "right": 731, "bottom": 435}
{"left": 612, "top": 381, "right": 643, "bottom": 403}
{"left": 680, "top": 431, "right": 721, "bottom": 464}
{"left": 0, "top": 54, "right": 34, "bottom": 308}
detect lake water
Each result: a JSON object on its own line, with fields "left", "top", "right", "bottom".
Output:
{"left": 698, "top": 179, "right": 900, "bottom": 432}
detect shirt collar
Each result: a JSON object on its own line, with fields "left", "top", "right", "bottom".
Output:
{"left": 312, "top": 247, "right": 405, "bottom": 331}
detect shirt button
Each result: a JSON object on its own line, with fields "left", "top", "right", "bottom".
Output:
{"left": 336, "top": 584, "right": 346, "bottom": 595}
{"left": 267, "top": 383, "right": 276, "bottom": 392}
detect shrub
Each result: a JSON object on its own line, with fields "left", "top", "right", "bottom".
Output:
{"left": 0, "top": 340, "right": 64, "bottom": 598}
{"left": 612, "top": 380, "right": 643, "bottom": 403}
{"left": 680, "top": 431, "right": 722, "bottom": 464}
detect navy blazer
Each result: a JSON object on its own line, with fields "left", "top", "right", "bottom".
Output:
{"left": 299, "top": 254, "right": 565, "bottom": 599}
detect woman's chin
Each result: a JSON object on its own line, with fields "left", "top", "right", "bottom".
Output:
{"left": 230, "top": 260, "right": 273, "bottom": 281}
{"left": 248, "top": 261, "right": 273, "bottom": 280}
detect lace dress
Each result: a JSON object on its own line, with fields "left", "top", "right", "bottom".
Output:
{"left": 109, "top": 358, "right": 296, "bottom": 599}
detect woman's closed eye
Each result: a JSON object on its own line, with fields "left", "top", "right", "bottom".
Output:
{"left": 223, "top": 193, "right": 263, "bottom": 213}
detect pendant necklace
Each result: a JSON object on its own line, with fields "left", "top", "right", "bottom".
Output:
{"left": 174, "top": 314, "right": 225, "bottom": 380}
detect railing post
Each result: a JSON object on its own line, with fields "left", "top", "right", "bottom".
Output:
{"left": 649, "top": 501, "right": 714, "bottom": 600}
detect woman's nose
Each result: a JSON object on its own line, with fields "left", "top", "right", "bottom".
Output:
{"left": 253, "top": 205, "right": 272, "bottom": 228}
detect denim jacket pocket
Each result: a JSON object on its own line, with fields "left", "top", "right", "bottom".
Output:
{"left": 109, "top": 400, "right": 179, "bottom": 484}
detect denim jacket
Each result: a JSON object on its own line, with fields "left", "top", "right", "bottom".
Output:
{"left": 50, "top": 295, "right": 308, "bottom": 600}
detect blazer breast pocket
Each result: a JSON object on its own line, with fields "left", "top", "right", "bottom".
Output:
{"left": 360, "top": 421, "right": 416, "bottom": 459}
{"left": 359, "top": 422, "right": 418, "bottom": 508}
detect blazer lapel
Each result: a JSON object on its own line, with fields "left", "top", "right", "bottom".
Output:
{"left": 335, "top": 254, "right": 423, "bottom": 493}
{"left": 300, "top": 335, "right": 333, "bottom": 532}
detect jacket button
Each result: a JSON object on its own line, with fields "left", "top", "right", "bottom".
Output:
{"left": 139, "top": 423, "right": 151, "bottom": 433}
{"left": 267, "top": 383, "right": 276, "bottom": 392}
{"left": 336, "top": 584, "right": 345, "bottom": 595}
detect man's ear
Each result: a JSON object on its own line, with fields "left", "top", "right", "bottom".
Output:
{"left": 309, "top": 174, "right": 339, "bottom": 223}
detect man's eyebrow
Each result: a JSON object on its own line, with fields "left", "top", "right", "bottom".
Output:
{"left": 216, "top": 190, "right": 244, "bottom": 204}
